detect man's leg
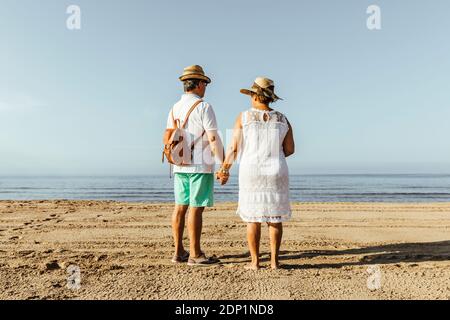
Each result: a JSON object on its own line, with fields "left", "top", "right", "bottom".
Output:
{"left": 172, "top": 204, "right": 189, "bottom": 256}
{"left": 188, "top": 206, "right": 204, "bottom": 258}
{"left": 246, "top": 222, "right": 261, "bottom": 270}
{"left": 172, "top": 173, "right": 190, "bottom": 259}
{"left": 187, "top": 173, "right": 213, "bottom": 258}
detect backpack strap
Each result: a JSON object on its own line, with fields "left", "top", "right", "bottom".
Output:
{"left": 181, "top": 100, "right": 203, "bottom": 129}
{"left": 170, "top": 109, "right": 180, "bottom": 128}
{"left": 171, "top": 99, "right": 206, "bottom": 166}
{"left": 183, "top": 100, "right": 206, "bottom": 154}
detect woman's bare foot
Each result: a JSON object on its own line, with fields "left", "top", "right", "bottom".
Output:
{"left": 244, "top": 263, "right": 260, "bottom": 271}
{"left": 271, "top": 263, "right": 280, "bottom": 270}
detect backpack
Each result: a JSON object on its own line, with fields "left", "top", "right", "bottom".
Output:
{"left": 162, "top": 99, "right": 204, "bottom": 166}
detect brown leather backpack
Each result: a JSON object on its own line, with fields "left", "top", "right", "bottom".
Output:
{"left": 162, "top": 100, "right": 204, "bottom": 166}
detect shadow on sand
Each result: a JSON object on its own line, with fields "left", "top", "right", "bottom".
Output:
{"left": 219, "top": 241, "right": 450, "bottom": 270}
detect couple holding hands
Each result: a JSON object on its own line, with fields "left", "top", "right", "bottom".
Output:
{"left": 163, "top": 65, "right": 295, "bottom": 270}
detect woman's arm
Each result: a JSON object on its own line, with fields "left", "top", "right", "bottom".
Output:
{"left": 216, "top": 113, "right": 243, "bottom": 185}
{"left": 283, "top": 119, "right": 295, "bottom": 157}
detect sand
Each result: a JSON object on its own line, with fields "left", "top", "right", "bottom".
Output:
{"left": 0, "top": 200, "right": 449, "bottom": 300}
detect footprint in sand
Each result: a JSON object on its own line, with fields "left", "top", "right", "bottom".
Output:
{"left": 18, "top": 250, "right": 35, "bottom": 257}
{"left": 46, "top": 215, "right": 59, "bottom": 221}
{"left": 45, "top": 260, "right": 61, "bottom": 271}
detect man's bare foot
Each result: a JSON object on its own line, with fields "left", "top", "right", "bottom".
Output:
{"left": 244, "top": 263, "right": 260, "bottom": 271}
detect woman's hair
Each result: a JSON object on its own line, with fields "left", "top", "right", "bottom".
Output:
{"left": 251, "top": 92, "right": 274, "bottom": 105}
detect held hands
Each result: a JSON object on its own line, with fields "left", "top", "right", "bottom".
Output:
{"left": 215, "top": 167, "right": 230, "bottom": 185}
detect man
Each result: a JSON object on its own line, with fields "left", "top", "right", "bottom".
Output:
{"left": 167, "top": 65, "right": 224, "bottom": 266}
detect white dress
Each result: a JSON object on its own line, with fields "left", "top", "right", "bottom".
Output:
{"left": 237, "top": 108, "right": 292, "bottom": 223}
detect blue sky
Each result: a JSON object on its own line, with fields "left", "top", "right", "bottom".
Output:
{"left": 1, "top": 0, "right": 450, "bottom": 175}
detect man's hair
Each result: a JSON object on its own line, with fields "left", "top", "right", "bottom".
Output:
{"left": 183, "top": 79, "right": 202, "bottom": 92}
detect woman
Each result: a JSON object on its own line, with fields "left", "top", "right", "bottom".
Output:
{"left": 216, "top": 77, "right": 295, "bottom": 270}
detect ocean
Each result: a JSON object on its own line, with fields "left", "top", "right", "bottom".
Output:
{"left": 1, "top": 174, "right": 450, "bottom": 203}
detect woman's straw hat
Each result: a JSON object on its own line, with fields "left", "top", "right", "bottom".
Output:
{"left": 240, "top": 77, "right": 282, "bottom": 101}
{"left": 179, "top": 65, "right": 211, "bottom": 83}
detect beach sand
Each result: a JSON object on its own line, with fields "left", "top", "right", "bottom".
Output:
{"left": 0, "top": 200, "right": 449, "bottom": 300}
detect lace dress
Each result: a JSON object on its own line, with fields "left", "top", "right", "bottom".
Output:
{"left": 237, "top": 108, "right": 292, "bottom": 223}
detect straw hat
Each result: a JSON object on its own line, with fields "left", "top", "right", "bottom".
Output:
{"left": 179, "top": 65, "right": 211, "bottom": 83}
{"left": 240, "top": 77, "right": 282, "bottom": 101}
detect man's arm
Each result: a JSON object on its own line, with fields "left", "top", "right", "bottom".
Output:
{"left": 202, "top": 103, "right": 224, "bottom": 165}
{"left": 216, "top": 113, "right": 243, "bottom": 185}
{"left": 205, "top": 129, "right": 224, "bottom": 166}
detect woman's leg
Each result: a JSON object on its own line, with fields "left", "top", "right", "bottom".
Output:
{"left": 268, "top": 222, "right": 283, "bottom": 269}
{"left": 246, "top": 222, "right": 261, "bottom": 270}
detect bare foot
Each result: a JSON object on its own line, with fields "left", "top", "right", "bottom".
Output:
{"left": 244, "top": 264, "right": 260, "bottom": 271}
{"left": 271, "top": 263, "right": 281, "bottom": 270}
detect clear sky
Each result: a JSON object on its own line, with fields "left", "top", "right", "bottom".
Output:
{"left": 1, "top": 0, "right": 450, "bottom": 175}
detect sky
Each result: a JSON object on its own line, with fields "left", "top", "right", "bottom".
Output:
{"left": 1, "top": 0, "right": 450, "bottom": 175}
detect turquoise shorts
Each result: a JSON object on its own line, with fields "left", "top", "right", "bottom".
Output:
{"left": 174, "top": 173, "right": 214, "bottom": 207}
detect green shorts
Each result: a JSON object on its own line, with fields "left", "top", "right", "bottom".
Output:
{"left": 174, "top": 173, "right": 214, "bottom": 207}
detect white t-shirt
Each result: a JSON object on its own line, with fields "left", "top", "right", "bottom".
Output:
{"left": 166, "top": 93, "right": 218, "bottom": 173}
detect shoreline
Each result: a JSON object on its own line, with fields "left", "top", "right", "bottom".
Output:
{"left": 1, "top": 200, "right": 449, "bottom": 299}
{"left": 3, "top": 199, "right": 450, "bottom": 204}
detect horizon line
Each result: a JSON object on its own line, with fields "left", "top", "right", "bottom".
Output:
{"left": 2, "top": 172, "right": 450, "bottom": 178}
